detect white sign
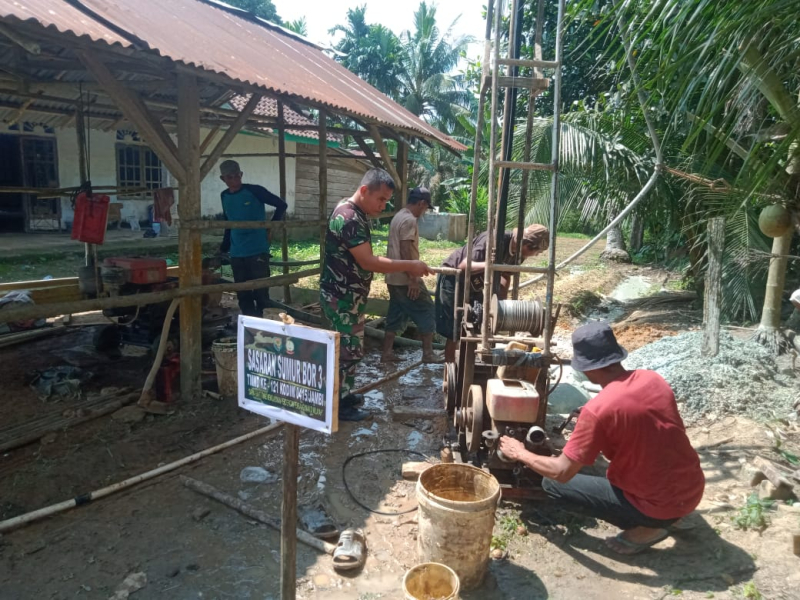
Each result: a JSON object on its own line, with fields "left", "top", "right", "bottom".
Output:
{"left": 237, "top": 315, "right": 339, "bottom": 434}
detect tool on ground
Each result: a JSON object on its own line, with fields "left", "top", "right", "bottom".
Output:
{"left": 554, "top": 407, "right": 582, "bottom": 435}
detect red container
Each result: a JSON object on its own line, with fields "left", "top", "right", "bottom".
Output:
{"left": 104, "top": 257, "right": 167, "bottom": 285}
{"left": 156, "top": 356, "right": 181, "bottom": 403}
{"left": 71, "top": 192, "right": 110, "bottom": 244}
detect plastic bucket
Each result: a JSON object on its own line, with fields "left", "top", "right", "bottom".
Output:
{"left": 416, "top": 463, "right": 500, "bottom": 591}
{"left": 212, "top": 337, "right": 238, "bottom": 398}
{"left": 403, "top": 562, "right": 460, "bottom": 600}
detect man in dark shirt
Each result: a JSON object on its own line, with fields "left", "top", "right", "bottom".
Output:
{"left": 435, "top": 224, "right": 549, "bottom": 362}
{"left": 219, "top": 160, "right": 287, "bottom": 317}
{"left": 321, "top": 168, "right": 431, "bottom": 420}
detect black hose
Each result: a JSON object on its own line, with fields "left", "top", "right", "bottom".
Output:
{"left": 342, "top": 448, "right": 428, "bottom": 516}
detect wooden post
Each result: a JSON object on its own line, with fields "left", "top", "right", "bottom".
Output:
{"left": 281, "top": 423, "right": 300, "bottom": 600}
{"left": 318, "top": 110, "right": 328, "bottom": 261}
{"left": 74, "top": 104, "right": 94, "bottom": 269}
{"left": 278, "top": 101, "right": 290, "bottom": 304}
{"left": 397, "top": 140, "right": 408, "bottom": 209}
{"left": 702, "top": 217, "right": 725, "bottom": 357}
{"left": 177, "top": 72, "right": 203, "bottom": 400}
{"left": 367, "top": 125, "right": 402, "bottom": 189}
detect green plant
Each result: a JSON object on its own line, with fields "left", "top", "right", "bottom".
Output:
{"left": 490, "top": 535, "right": 508, "bottom": 551}
{"left": 733, "top": 493, "right": 774, "bottom": 532}
{"left": 742, "top": 581, "right": 762, "bottom": 600}
{"left": 445, "top": 185, "right": 488, "bottom": 232}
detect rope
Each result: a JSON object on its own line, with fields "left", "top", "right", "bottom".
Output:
{"left": 342, "top": 448, "right": 427, "bottom": 516}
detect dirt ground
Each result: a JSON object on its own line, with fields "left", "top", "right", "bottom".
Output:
{"left": 2, "top": 242, "right": 800, "bottom": 600}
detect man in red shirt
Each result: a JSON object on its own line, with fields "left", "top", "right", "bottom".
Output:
{"left": 499, "top": 321, "right": 705, "bottom": 555}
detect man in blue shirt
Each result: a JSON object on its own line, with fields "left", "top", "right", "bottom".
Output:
{"left": 219, "top": 160, "right": 287, "bottom": 316}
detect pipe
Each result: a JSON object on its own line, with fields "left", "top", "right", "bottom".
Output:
{"left": 0, "top": 421, "right": 285, "bottom": 534}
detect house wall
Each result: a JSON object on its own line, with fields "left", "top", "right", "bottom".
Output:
{"left": 0, "top": 121, "right": 296, "bottom": 228}
{"left": 293, "top": 142, "right": 368, "bottom": 223}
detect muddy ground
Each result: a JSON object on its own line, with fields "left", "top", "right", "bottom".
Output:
{"left": 2, "top": 245, "right": 800, "bottom": 600}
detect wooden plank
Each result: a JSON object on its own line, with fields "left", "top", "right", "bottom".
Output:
{"left": 702, "top": 217, "right": 725, "bottom": 357}
{"left": 182, "top": 219, "right": 326, "bottom": 231}
{"left": 397, "top": 141, "right": 408, "bottom": 208}
{"left": 199, "top": 94, "right": 262, "bottom": 180}
{"left": 281, "top": 424, "right": 300, "bottom": 600}
{"left": 199, "top": 125, "right": 220, "bottom": 155}
{"left": 78, "top": 51, "right": 186, "bottom": 183}
{"left": 354, "top": 136, "right": 383, "bottom": 171}
{"left": 368, "top": 125, "right": 402, "bottom": 189}
{"left": 278, "top": 101, "right": 291, "bottom": 303}
{"left": 177, "top": 72, "right": 203, "bottom": 401}
{"left": 319, "top": 109, "right": 328, "bottom": 260}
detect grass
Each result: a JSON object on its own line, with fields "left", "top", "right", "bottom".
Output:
{"left": 733, "top": 493, "right": 774, "bottom": 532}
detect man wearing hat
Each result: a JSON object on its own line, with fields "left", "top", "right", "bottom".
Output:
{"left": 498, "top": 321, "right": 705, "bottom": 555}
{"left": 435, "top": 224, "right": 550, "bottom": 362}
{"left": 218, "top": 160, "right": 287, "bottom": 317}
{"left": 381, "top": 187, "right": 443, "bottom": 364}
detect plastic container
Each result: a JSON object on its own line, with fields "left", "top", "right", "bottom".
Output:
{"left": 403, "top": 562, "right": 460, "bottom": 600}
{"left": 485, "top": 378, "right": 540, "bottom": 423}
{"left": 416, "top": 464, "right": 500, "bottom": 591}
{"left": 212, "top": 337, "right": 238, "bottom": 398}
{"left": 71, "top": 192, "right": 110, "bottom": 244}
{"left": 104, "top": 257, "right": 167, "bottom": 285}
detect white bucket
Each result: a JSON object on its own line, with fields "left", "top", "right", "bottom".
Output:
{"left": 212, "top": 337, "right": 237, "bottom": 398}
{"left": 403, "top": 562, "right": 460, "bottom": 600}
{"left": 416, "top": 463, "right": 500, "bottom": 591}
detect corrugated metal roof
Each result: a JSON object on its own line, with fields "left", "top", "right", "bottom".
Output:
{"left": 228, "top": 94, "right": 344, "bottom": 143}
{"left": 0, "top": 0, "right": 466, "bottom": 152}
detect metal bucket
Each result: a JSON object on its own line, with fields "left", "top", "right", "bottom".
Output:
{"left": 416, "top": 463, "right": 500, "bottom": 591}
{"left": 212, "top": 337, "right": 238, "bottom": 398}
{"left": 403, "top": 562, "right": 460, "bottom": 600}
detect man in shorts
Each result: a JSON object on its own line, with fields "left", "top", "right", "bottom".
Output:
{"left": 321, "top": 169, "right": 432, "bottom": 420}
{"left": 381, "top": 187, "right": 443, "bottom": 364}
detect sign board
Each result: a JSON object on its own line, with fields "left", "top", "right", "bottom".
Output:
{"left": 237, "top": 315, "right": 339, "bottom": 434}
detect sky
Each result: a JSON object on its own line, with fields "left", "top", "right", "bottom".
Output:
{"left": 271, "top": 0, "right": 487, "bottom": 65}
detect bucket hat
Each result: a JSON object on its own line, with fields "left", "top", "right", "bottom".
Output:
{"left": 570, "top": 321, "right": 628, "bottom": 372}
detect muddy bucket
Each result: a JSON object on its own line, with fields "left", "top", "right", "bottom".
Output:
{"left": 416, "top": 463, "right": 500, "bottom": 591}
{"left": 403, "top": 562, "right": 460, "bottom": 600}
{"left": 212, "top": 337, "right": 238, "bottom": 398}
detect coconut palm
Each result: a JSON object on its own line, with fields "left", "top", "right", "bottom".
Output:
{"left": 565, "top": 0, "right": 800, "bottom": 351}
{"left": 284, "top": 17, "right": 307, "bottom": 37}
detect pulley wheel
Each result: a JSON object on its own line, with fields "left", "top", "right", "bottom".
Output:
{"left": 443, "top": 362, "right": 458, "bottom": 413}
{"left": 465, "top": 384, "right": 485, "bottom": 453}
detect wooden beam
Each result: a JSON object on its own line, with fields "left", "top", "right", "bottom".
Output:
{"left": 368, "top": 125, "right": 402, "bottom": 189}
{"left": 199, "top": 93, "right": 262, "bottom": 180}
{"left": 354, "top": 136, "right": 383, "bottom": 171}
{"left": 277, "top": 101, "right": 291, "bottom": 303}
{"left": 199, "top": 126, "right": 221, "bottom": 155}
{"left": 702, "top": 217, "right": 725, "bottom": 357}
{"left": 281, "top": 424, "right": 300, "bottom": 599}
{"left": 177, "top": 72, "right": 203, "bottom": 401}
{"left": 77, "top": 51, "right": 186, "bottom": 182}
{"left": 319, "top": 109, "right": 328, "bottom": 259}
{"left": 397, "top": 140, "right": 408, "bottom": 208}
{"left": 182, "top": 219, "right": 327, "bottom": 231}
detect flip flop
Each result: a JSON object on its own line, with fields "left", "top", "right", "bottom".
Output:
{"left": 333, "top": 528, "right": 367, "bottom": 571}
{"left": 338, "top": 406, "right": 371, "bottom": 422}
{"left": 606, "top": 530, "right": 670, "bottom": 555}
{"left": 340, "top": 393, "right": 365, "bottom": 408}
{"left": 299, "top": 505, "right": 339, "bottom": 540}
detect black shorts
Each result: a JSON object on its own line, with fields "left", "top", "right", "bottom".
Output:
{"left": 434, "top": 274, "right": 457, "bottom": 340}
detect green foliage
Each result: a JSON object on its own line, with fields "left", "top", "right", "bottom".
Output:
{"left": 284, "top": 17, "right": 307, "bottom": 36}
{"left": 733, "top": 493, "right": 773, "bottom": 532}
{"left": 742, "top": 581, "right": 762, "bottom": 600}
{"left": 445, "top": 184, "right": 488, "bottom": 232}
{"left": 223, "top": 0, "right": 282, "bottom": 24}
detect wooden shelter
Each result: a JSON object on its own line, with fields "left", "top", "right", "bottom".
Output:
{"left": 0, "top": 0, "right": 464, "bottom": 399}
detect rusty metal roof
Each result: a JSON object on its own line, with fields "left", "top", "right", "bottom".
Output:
{"left": 0, "top": 0, "right": 466, "bottom": 153}
{"left": 228, "top": 94, "right": 344, "bottom": 143}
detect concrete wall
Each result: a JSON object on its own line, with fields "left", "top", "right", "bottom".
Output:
{"left": 418, "top": 212, "right": 467, "bottom": 242}
{"left": 0, "top": 121, "right": 296, "bottom": 228}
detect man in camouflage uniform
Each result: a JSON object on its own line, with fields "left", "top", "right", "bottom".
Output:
{"left": 321, "top": 168, "right": 432, "bottom": 421}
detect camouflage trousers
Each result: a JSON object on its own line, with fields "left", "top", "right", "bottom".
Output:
{"left": 320, "top": 290, "right": 368, "bottom": 398}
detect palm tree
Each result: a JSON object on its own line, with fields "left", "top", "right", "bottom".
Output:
{"left": 396, "top": 2, "right": 474, "bottom": 133}
{"left": 284, "top": 17, "right": 308, "bottom": 37}
{"left": 224, "top": 0, "right": 282, "bottom": 24}
{"left": 574, "top": 0, "right": 800, "bottom": 351}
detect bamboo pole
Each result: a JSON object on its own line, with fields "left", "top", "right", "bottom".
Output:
{"left": 0, "top": 421, "right": 285, "bottom": 534}
{"left": 182, "top": 219, "right": 327, "bottom": 231}
{"left": 318, "top": 109, "right": 328, "bottom": 261}
{"left": 0, "top": 268, "right": 320, "bottom": 324}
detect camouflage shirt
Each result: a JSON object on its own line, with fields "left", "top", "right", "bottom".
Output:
{"left": 321, "top": 199, "right": 373, "bottom": 301}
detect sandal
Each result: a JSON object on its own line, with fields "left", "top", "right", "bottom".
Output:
{"left": 332, "top": 528, "right": 367, "bottom": 571}
{"left": 605, "top": 530, "right": 670, "bottom": 555}
{"left": 300, "top": 505, "right": 339, "bottom": 540}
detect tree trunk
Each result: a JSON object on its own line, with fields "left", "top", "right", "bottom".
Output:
{"left": 755, "top": 231, "right": 793, "bottom": 354}
{"left": 600, "top": 224, "right": 631, "bottom": 263}
{"left": 629, "top": 214, "right": 644, "bottom": 253}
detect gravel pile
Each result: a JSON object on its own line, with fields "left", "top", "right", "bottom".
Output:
{"left": 623, "top": 330, "right": 799, "bottom": 421}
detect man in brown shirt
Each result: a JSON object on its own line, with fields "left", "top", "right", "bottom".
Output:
{"left": 382, "top": 187, "right": 443, "bottom": 363}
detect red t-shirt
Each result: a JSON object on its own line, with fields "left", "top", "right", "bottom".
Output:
{"left": 563, "top": 370, "right": 705, "bottom": 520}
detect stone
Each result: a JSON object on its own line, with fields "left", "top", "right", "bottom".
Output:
{"left": 740, "top": 463, "right": 767, "bottom": 488}
{"left": 111, "top": 406, "right": 146, "bottom": 424}
{"left": 758, "top": 479, "right": 793, "bottom": 502}
{"left": 239, "top": 466, "right": 277, "bottom": 484}
{"left": 192, "top": 507, "right": 211, "bottom": 522}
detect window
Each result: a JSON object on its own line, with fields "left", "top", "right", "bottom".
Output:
{"left": 116, "top": 144, "right": 164, "bottom": 197}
